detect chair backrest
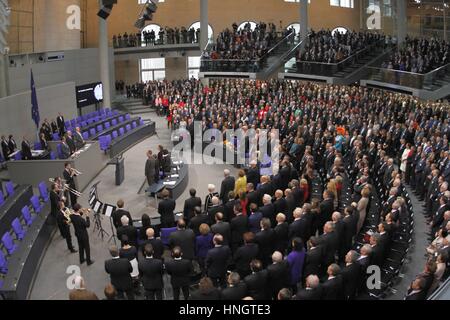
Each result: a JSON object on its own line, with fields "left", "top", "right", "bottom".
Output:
{"left": 38, "top": 182, "right": 49, "bottom": 202}
{"left": 0, "top": 250, "right": 7, "bottom": 274}
{"left": 112, "top": 131, "right": 118, "bottom": 140}
{"left": 2, "top": 232, "right": 16, "bottom": 254}
{"left": 56, "top": 144, "right": 63, "bottom": 159}
{"left": 104, "top": 122, "right": 111, "bottom": 129}
{"left": 65, "top": 121, "right": 71, "bottom": 128}
{"left": 139, "top": 119, "right": 145, "bottom": 126}
{"left": 125, "top": 114, "right": 131, "bottom": 121}
{"left": 111, "top": 119, "right": 117, "bottom": 126}
{"left": 81, "top": 121, "right": 87, "bottom": 128}
{"left": 70, "top": 119, "right": 77, "bottom": 127}
{"left": 30, "top": 195, "right": 42, "bottom": 213}
{"left": 14, "top": 151, "right": 22, "bottom": 161}
{"left": 11, "top": 218, "right": 25, "bottom": 240}
{"left": 99, "top": 136, "right": 108, "bottom": 151}
{"left": 90, "top": 128, "right": 96, "bottom": 137}
{"left": 22, "top": 206, "right": 33, "bottom": 226}
{"left": 82, "top": 132, "right": 89, "bottom": 140}
{"left": 5, "top": 182, "right": 14, "bottom": 197}
{"left": 131, "top": 122, "right": 137, "bottom": 129}
{"left": 119, "top": 116, "right": 124, "bottom": 123}
{"left": 125, "top": 125, "right": 131, "bottom": 132}
{"left": 0, "top": 190, "right": 4, "bottom": 206}
{"left": 160, "top": 227, "right": 177, "bottom": 246}
{"left": 97, "top": 124, "right": 103, "bottom": 133}
{"left": 52, "top": 133, "right": 60, "bottom": 141}
{"left": 119, "top": 128, "right": 125, "bottom": 136}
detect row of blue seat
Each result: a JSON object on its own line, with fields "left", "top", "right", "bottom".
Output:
{"left": 0, "top": 182, "right": 16, "bottom": 208}
{"left": 0, "top": 182, "right": 49, "bottom": 285}
{"left": 99, "top": 118, "right": 145, "bottom": 151}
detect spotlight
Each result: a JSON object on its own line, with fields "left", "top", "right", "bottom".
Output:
{"left": 135, "top": 0, "right": 159, "bottom": 30}
{"left": 97, "top": 0, "right": 117, "bottom": 20}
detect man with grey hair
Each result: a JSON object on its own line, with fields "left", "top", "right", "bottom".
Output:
{"left": 267, "top": 251, "right": 290, "bottom": 299}
{"left": 293, "top": 274, "right": 322, "bottom": 300}
{"left": 207, "top": 196, "right": 224, "bottom": 225}
{"left": 247, "top": 160, "right": 260, "bottom": 190}
{"left": 322, "top": 263, "right": 344, "bottom": 300}
{"left": 204, "top": 184, "right": 219, "bottom": 212}
{"left": 369, "top": 232, "right": 384, "bottom": 267}
{"left": 220, "top": 169, "right": 235, "bottom": 204}
{"left": 117, "top": 215, "right": 138, "bottom": 247}
{"left": 288, "top": 207, "right": 308, "bottom": 242}
{"left": 260, "top": 194, "right": 275, "bottom": 225}
{"left": 318, "top": 221, "right": 338, "bottom": 267}
{"left": 221, "top": 272, "right": 248, "bottom": 300}
{"left": 341, "top": 250, "right": 361, "bottom": 300}
{"left": 73, "top": 127, "right": 85, "bottom": 150}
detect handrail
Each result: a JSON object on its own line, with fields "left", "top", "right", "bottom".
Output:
{"left": 367, "top": 60, "right": 450, "bottom": 77}
{"left": 297, "top": 38, "right": 386, "bottom": 66}
{"left": 261, "top": 31, "right": 295, "bottom": 61}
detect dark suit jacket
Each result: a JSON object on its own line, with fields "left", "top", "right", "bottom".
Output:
{"left": 233, "top": 243, "right": 259, "bottom": 277}
{"left": 220, "top": 176, "right": 235, "bottom": 203}
{"left": 267, "top": 261, "right": 290, "bottom": 296}
{"left": 273, "top": 198, "right": 287, "bottom": 216}
{"left": 321, "top": 275, "right": 344, "bottom": 300}
{"left": 244, "top": 270, "right": 269, "bottom": 300}
{"left": 112, "top": 209, "right": 133, "bottom": 229}
{"left": 206, "top": 245, "right": 232, "bottom": 279}
{"left": 319, "top": 199, "right": 334, "bottom": 225}
{"left": 224, "top": 199, "right": 238, "bottom": 222}
{"left": 230, "top": 215, "right": 248, "bottom": 246}
{"left": 188, "top": 214, "right": 209, "bottom": 236}
{"left": 50, "top": 190, "right": 61, "bottom": 216}
{"left": 169, "top": 229, "right": 196, "bottom": 260}
{"left": 370, "top": 244, "right": 384, "bottom": 267}
{"left": 70, "top": 214, "right": 90, "bottom": 240}
{"left": 140, "top": 238, "right": 164, "bottom": 260}
{"left": 341, "top": 262, "right": 361, "bottom": 299}
{"left": 220, "top": 282, "right": 248, "bottom": 300}
{"left": 294, "top": 287, "right": 323, "bottom": 300}
{"left": 274, "top": 222, "right": 289, "bottom": 253}
{"left": 164, "top": 258, "right": 192, "bottom": 287}
{"left": 255, "top": 229, "right": 276, "bottom": 266}
{"left": 211, "top": 221, "right": 231, "bottom": 245}
{"left": 288, "top": 218, "right": 309, "bottom": 242}
{"left": 258, "top": 182, "right": 274, "bottom": 205}
{"left": 259, "top": 203, "right": 275, "bottom": 224}
{"left": 138, "top": 257, "right": 164, "bottom": 290}
{"left": 208, "top": 205, "right": 225, "bottom": 225}
{"left": 317, "top": 231, "right": 338, "bottom": 266}
{"left": 246, "top": 167, "right": 260, "bottom": 189}
{"left": 105, "top": 258, "right": 133, "bottom": 291}
{"left": 405, "top": 289, "right": 427, "bottom": 300}
{"left": 21, "top": 140, "right": 32, "bottom": 160}
{"left": 117, "top": 225, "right": 138, "bottom": 247}
{"left": 66, "top": 137, "right": 76, "bottom": 153}
{"left": 158, "top": 198, "right": 176, "bottom": 226}
{"left": 189, "top": 288, "right": 221, "bottom": 300}
{"left": 1, "top": 140, "right": 10, "bottom": 159}
{"left": 183, "top": 196, "right": 202, "bottom": 221}
{"left": 303, "top": 246, "right": 323, "bottom": 278}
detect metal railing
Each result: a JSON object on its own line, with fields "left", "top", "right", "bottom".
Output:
{"left": 366, "top": 61, "right": 450, "bottom": 90}
{"left": 200, "top": 31, "right": 296, "bottom": 73}
{"left": 293, "top": 39, "right": 388, "bottom": 77}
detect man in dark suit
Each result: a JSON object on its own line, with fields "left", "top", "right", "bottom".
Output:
{"left": 248, "top": 203, "right": 263, "bottom": 234}
{"left": 288, "top": 208, "right": 309, "bottom": 244}
{"left": 63, "top": 162, "right": 78, "bottom": 206}
{"left": 1, "top": 135, "right": 10, "bottom": 160}
{"left": 211, "top": 212, "right": 231, "bottom": 246}
{"left": 145, "top": 150, "right": 158, "bottom": 188}
{"left": 319, "top": 191, "right": 334, "bottom": 234}
{"left": 221, "top": 272, "right": 247, "bottom": 300}
{"left": 66, "top": 132, "right": 77, "bottom": 154}
{"left": 267, "top": 251, "right": 290, "bottom": 299}
{"left": 219, "top": 169, "right": 235, "bottom": 204}
{"left": 244, "top": 259, "right": 268, "bottom": 300}
{"left": 165, "top": 247, "right": 193, "bottom": 300}
{"left": 273, "top": 190, "right": 287, "bottom": 215}
{"left": 255, "top": 218, "right": 276, "bottom": 267}
{"left": 259, "top": 194, "right": 276, "bottom": 226}
{"left": 70, "top": 204, "right": 94, "bottom": 266}
{"left": 138, "top": 244, "right": 164, "bottom": 300}
{"left": 117, "top": 215, "right": 138, "bottom": 248}
{"left": 205, "top": 234, "right": 232, "bottom": 287}
{"left": 60, "top": 137, "right": 71, "bottom": 159}
{"left": 290, "top": 180, "right": 304, "bottom": 208}
{"left": 21, "top": 136, "right": 32, "bottom": 160}
{"left": 73, "top": 127, "right": 85, "bottom": 150}
{"left": 111, "top": 199, "right": 133, "bottom": 230}
{"left": 304, "top": 237, "right": 324, "bottom": 279}
{"left": 158, "top": 189, "right": 176, "bottom": 228}
{"left": 207, "top": 196, "right": 224, "bottom": 225}
{"left": 56, "top": 201, "right": 76, "bottom": 253}
{"left": 341, "top": 250, "right": 361, "bottom": 300}
{"left": 7, "top": 134, "right": 17, "bottom": 153}
{"left": 246, "top": 184, "right": 259, "bottom": 213}
{"left": 294, "top": 275, "right": 322, "bottom": 300}
{"left": 138, "top": 227, "right": 163, "bottom": 259}
{"left": 183, "top": 188, "right": 202, "bottom": 222}
{"left": 105, "top": 246, "right": 134, "bottom": 300}
{"left": 321, "top": 264, "right": 344, "bottom": 300}
{"left": 369, "top": 233, "right": 385, "bottom": 268}
{"left": 257, "top": 176, "right": 274, "bottom": 206}
{"left": 405, "top": 277, "right": 427, "bottom": 300}
{"left": 234, "top": 232, "right": 259, "bottom": 278}
{"left": 274, "top": 213, "right": 289, "bottom": 254}
{"left": 56, "top": 113, "right": 66, "bottom": 137}
{"left": 204, "top": 184, "right": 219, "bottom": 212}
{"left": 188, "top": 207, "right": 209, "bottom": 236}
{"left": 230, "top": 203, "right": 248, "bottom": 252}
{"left": 169, "top": 219, "right": 196, "bottom": 261}
{"left": 50, "top": 183, "right": 62, "bottom": 218}
{"left": 317, "top": 222, "right": 338, "bottom": 267}
{"left": 246, "top": 160, "right": 260, "bottom": 189}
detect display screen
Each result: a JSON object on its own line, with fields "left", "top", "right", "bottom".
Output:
{"left": 75, "top": 82, "right": 103, "bottom": 108}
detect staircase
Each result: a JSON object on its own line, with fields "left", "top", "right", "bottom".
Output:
{"left": 114, "top": 97, "right": 154, "bottom": 116}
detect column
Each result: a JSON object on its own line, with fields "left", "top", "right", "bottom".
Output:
{"left": 396, "top": 0, "right": 407, "bottom": 45}
{"left": 200, "top": 0, "right": 208, "bottom": 50}
{"left": 0, "top": 0, "right": 10, "bottom": 98}
{"left": 299, "top": 0, "right": 309, "bottom": 47}
{"left": 98, "top": 1, "right": 111, "bottom": 108}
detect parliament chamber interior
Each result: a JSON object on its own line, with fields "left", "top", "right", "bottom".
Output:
{"left": 0, "top": 0, "right": 449, "bottom": 304}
